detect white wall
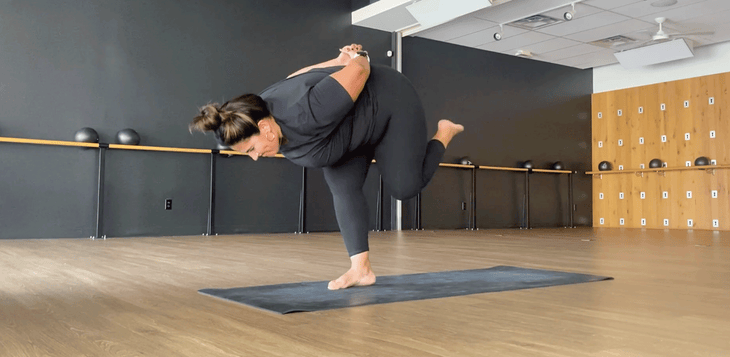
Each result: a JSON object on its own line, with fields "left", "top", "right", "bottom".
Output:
{"left": 593, "top": 41, "right": 730, "bottom": 93}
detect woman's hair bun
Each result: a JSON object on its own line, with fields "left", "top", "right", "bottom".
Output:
{"left": 189, "top": 103, "right": 222, "bottom": 133}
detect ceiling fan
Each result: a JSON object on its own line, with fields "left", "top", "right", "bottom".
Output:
{"left": 614, "top": 17, "right": 715, "bottom": 51}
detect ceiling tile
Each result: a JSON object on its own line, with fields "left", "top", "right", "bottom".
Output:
{"left": 448, "top": 25, "right": 527, "bottom": 48}
{"left": 541, "top": 3, "right": 604, "bottom": 20}
{"left": 537, "top": 11, "right": 631, "bottom": 37}
{"left": 502, "top": 37, "right": 583, "bottom": 56}
{"left": 540, "top": 43, "right": 605, "bottom": 61}
{"left": 583, "top": 0, "right": 643, "bottom": 10}
{"left": 638, "top": 0, "right": 730, "bottom": 23}
{"left": 610, "top": 0, "right": 706, "bottom": 19}
{"left": 565, "top": 19, "right": 655, "bottom": 42}
{"left": 557, "top": 49, "right": 617, "bottom": 68}
{"left": 477, "top": 31, "right": 555, "bottom": 52}
{"left": 416, "top": 16, "right": 497, "bottom": 42}
{"left": 471, "top": 0, "right": 579, "bottom": 23}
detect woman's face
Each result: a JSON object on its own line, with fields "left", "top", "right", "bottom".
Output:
{"left": 231, "top": 119, "right": 280, "bottom": 161}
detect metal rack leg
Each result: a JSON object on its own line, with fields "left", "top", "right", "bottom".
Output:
{"left": 297, "top": 167, "right": 306, "bottom": 234}
{"left": 94, "top": 144, "right": 108, "bottom": 240}
{"left": 206, "top": 151, "right": 217, "bottom": 236}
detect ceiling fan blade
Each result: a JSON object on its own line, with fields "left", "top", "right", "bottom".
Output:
{"left": 676, "top": 31, "right": 715, "bottom": 36}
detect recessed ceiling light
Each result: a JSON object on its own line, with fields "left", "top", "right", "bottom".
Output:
{"left": 651, "top": 0, "right": 678, "bottom": 7}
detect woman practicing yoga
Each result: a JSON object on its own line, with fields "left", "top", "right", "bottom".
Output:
{"left": 190, "top": 44, "right": 463, "bottom": 290}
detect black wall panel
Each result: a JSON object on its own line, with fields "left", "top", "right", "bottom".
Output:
{"left": 214, "top": 156, "right": 301, "bottom": 234}
{"left": 102, "top": 150, "right": 210, "bottom": 237}
{"left": 402, "top": 37, "right": 593, "bottom": 229}
{"left": 420, "top": 168, "right": 470, "bottom": 230}
{"left": 0, "top": 145, "right": 97, "bottom": 238}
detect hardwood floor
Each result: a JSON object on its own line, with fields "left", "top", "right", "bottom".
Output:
{"left": 1, "top": 228, "right": 728, "bottom": 356}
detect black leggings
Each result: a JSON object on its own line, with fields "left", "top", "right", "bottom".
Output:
{"left": 323, "top": 90, "right": 445, "bottom": 257}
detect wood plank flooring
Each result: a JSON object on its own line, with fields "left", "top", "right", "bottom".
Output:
{"left": 1, "top": 228, "right": 729, "bottom": 356}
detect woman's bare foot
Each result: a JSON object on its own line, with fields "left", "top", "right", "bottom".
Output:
{"left": 432, "top": 119, "right": 464, "bottom": 148}
{"left": 328, "top": 251, "right": 377, "bottom": 290}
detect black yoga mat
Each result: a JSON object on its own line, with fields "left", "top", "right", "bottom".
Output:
{"left": 199, "top": 265, "right": 612, "bottom": 314}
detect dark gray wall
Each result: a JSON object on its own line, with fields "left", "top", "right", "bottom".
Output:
{"left": 402, "top": 37, "right": 593, "bottom": 229}
{"left": 0, "top": 0, "right": 392, "bottom": 239}
{"left": 0, "top": 0, "right": 592, "bottom": 239}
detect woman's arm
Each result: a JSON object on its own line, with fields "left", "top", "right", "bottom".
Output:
{"left": 330, "top": 51, "right": 370, "bottom": 102}
{"left": 286, "top": 44, "right": 356, "bottom": 79}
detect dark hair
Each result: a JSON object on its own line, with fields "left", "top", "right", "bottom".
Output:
{"left": 189, "top": 94, "right": 271, "bottom": 146}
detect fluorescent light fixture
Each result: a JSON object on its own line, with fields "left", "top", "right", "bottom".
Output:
{"left": 614, "top": 39, "right": 694, "bottom": 69}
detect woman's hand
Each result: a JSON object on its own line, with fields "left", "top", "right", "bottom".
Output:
{"left": 337, "top": 44, "right": 363, "bottom": 65}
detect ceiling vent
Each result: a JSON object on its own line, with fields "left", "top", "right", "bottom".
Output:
{"left": 510, "top": 14, "right": 562, "bottom": 30}
{"left": 589, "top": 35, "right": 638, "bottom": 49}
{"left": 614, "top": 38, "right": 694, "bottom": 69}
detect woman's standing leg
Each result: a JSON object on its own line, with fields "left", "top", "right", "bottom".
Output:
{"left": 322, "top": 151, "right": 377, "bottom": 290}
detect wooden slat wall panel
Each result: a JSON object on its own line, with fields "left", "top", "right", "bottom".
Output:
{"left": 592, "top": 71, "right": 729, "bottom": 231}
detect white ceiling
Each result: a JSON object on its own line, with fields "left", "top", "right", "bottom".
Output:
{"left": 355, "top": 0, "right": 730, "bottom": 69}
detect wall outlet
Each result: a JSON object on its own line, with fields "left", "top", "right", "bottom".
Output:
{"left": 686, "top": 161, "right": 692, "bottom": 167}
{"left": 661, "top": 103, "right": 666, "bottom": 111}
{"left": 598, "top": 112, "right": 602, "bottom": 119}
{"left": 687, "top": 219, "right": 693, "bottom": 227}
{"left": 618, "top": 139, "right": 623, "bottom": 146}
{"left": 620, "top": 218, "right": 625, "bottom": 225}
{"left": 709, "top": 97, "right": 714, "bottom": 105}
{"left": 664, "top": 219, "right": 669, "bottom": 226}
{"left": 639, "top": 106, "right": 644, "bottom": 114}
{"left": 165, "top": 199, "right": 172, "bottom": 210}
{"left": 641, "top": 218, "right": 646, "bottom": 226}
{"left": 711, "top": 160, "right": 717, "bottom": 165}
{"left": 598, "top": 141, "right": 603, "bottom": 148}
{"left": 618, "top": 109, "right": 623, "bottom": 116}
{"left": 663, "top": 162, "right": 668, "bottom": 168}
{"left": 686, "top": 191, "right": 692, "bottom": 199}
{"left": 685, "top": 133, "right": 690, "bottom": 140}
{"left": 619, "top": 192, "right": 624, "bottom": 199}
{"left": 640, "top": 164, "right": 645, "bottom": 169}
{"left": 619, "top": 165, "right": 624, "bottom": 170}
{"left": 661, "top": 135, "right": 667, "bottom": 143}
{"left": 712, "top": 190, "right": 718, "bottom": 198}
{"left": 639, "top": 137, "right": 644, "bottom": 144}
{"left": 600, "top": 218, "right": 604, "bottom": 225}
{"left": 710, "top": 130, "right": 716, "bottom": 138}
{"left": 663, "top": 191, "right": 669, "bottom": 199}
{"left": 684, "top": 100, "right": 689, "bottom": 108}
{"left": 599, "top": 193, "right": 604, "bottom": 199}
{"left": 713, "top": 219, "right": 720, "bottom": 228}
{"left": 640, "top": 192, "right": 646, "bottom": 199}
{"left": 461, "top": 202, "right": 467, "bottom": 210}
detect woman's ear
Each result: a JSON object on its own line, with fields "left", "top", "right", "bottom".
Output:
{"left": 257, "top": 118, "right": 271, "bottom": 133}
